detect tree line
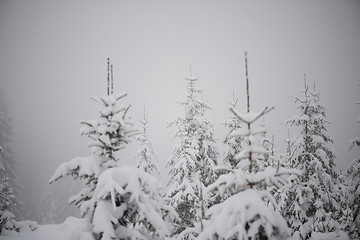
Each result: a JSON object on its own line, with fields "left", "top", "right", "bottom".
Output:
{"left": 1, "top": 56, "right": 359, "bottom": 240}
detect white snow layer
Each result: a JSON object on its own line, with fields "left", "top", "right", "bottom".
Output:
{"left": 49, "top": 155, "right": 102, "bottom": 183}
{"left": 1, "top": 217, "right": 93, "bottom": 240}
{"left": 197, "top": 189, "right": 289, "bottom": 240}
{"left": 92, "top": 166, "right": 171, "bottom": 240}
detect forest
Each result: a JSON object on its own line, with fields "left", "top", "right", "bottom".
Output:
{"left": 1, "top": 1, "right": 360, "bottom": 239}
{"left": 0, "top": 55, "right": 359, "bottom": 240}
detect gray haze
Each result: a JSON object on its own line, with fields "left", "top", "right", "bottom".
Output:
{"left": 0, "top": 1, "right": 359, "bottom": 223}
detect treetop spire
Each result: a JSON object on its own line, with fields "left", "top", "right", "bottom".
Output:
{"left": 140, "top": 106, "right": 149, "bottom": 135}
{"left": 107, "top": 58, "right": 114, "bottom": 95}
{"left": 245, "top": 51, "right": 250, "bottom": 113}
{"left": 184, "top": 65, "right": 198, "bottom": 89}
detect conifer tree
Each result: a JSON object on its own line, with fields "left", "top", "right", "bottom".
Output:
{"left": 165, "top": 68, "right": 219, "bottom": 238}
{"left": 0, "top": 152, "right": 37, "bottom": 234}
{"left": 345, "top": 158, "right": 360, "bottom": 239}
{"left": 256, "top": 121, "right": 276, "bottom": 172}
{"left": 0, "top": 171, "right": 15, "bottom": 233}
{"left": 223, "top": 92, "right": 244, "bottom": 170}
{"left": 0, "top": 94, "right": 15, "bottom": 184}
{"left": 344, "top": 87, "right": 360, "bottom": 239}
{"left": 50, "top": 59, "right": 173, "bottom": 240}
{"left": 198, "top": 53, "right": 295, "bottom": 240}
{"left": 135, "top": 110, "right": 160, "bottom": 176}
{"left": 349, "top": 120, "right": 360, "bottom": 150}
{"left": 275, "top": 77, "right": 347, "bottom": 239}
{"left": 278, "top": 130, "right": 300, "bottom": 169}
{"left": 0, "top": 92, "right": 20, "bottom": 233}
{"left": 0, "top": 97, "right": 38, "bottom": 233}
{"left": 336, "top": 171, "right": 355, "bottom": 240}
{"left": 0, "top": 93, "right": 21, "bottom": 218}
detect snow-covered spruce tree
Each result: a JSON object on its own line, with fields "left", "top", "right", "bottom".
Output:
{"left": 219, "top": 92, "right": 247, "bottom": 201}
{"left": 336, "top": 171, "right": 355, "bottom": 240}
{"left": 278, "top": 130, "right": 300, "bottom": 170}
{"left": 50, "top": 60, "right": 173, "bottom": 240}
{"left": 165, "top": 69, "right": 219, "bottom": 238}
{"left": 345, "top": 158, "right": 360, "bottom": 239}
{"left": 256, "top": 121, "right": 276, "bottom": 172}
{"left": 0, "top": 92, "right": 23, "bottom": 234}
{"left": 349, "top": 120, "right": 360, "bottom": 150}
{"left": 0, "top": 171, "right": 15, "bottom": 233}
{"left": 198, "top": 52, "right": 295, "bottom": 240}
{"left": 0, "top": 93, "right": 22, "bottom": 219}
{"left": 223, "top": 92, "right": 244, "bottom": 170}
{"left": 0, "top": 94, "right": 15, "bottom": 191}
{"left": 0, "top": 154, "right": 37, "bottom": 234}
{"left": 135, "top": 110, "right": 160, "bottom": 176}
{"left": 275, "top": 77, "right": 347, "bottom": 239}
{"left": 344, "top": 91, "right": 360, "bottom": 239}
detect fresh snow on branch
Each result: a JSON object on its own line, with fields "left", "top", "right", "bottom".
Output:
{"left": 165, "top": 71, "right": 219, "bottom": 238}
{"left": 198, "top": 189, "right": 289, "bottom": 240}
{"left": 92, "top": 166, "right": 174, "bottom": 240}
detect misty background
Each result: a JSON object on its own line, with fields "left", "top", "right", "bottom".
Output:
{"left": 0, "top": 0, "right": 359, "bottom": 224}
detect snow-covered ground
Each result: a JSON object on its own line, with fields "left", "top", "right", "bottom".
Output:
{"left": 1, "top": 217, "right": 92, "bottom": 240}
{"left": 1, "top": 219, "right": 350, "bottom": 240}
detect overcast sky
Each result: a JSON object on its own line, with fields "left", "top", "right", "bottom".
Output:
{"left": 0, "top": 0, "right": 359, "bottom": 222}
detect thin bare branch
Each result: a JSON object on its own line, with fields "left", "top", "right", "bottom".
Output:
{"left": 230, "top": 106, "right": 275, "bottom": 125}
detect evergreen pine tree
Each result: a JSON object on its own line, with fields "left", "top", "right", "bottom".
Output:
{"left": 223, "top": 92, "right": 244, "bottom": 170}
{"left": 0, "top": 92, "right": 22, "bottom": 234}
{"left": 349, "top": 120, "right": 360, "bottom": 150}
{"left": 0, "top": 98, "right": 38, "bottom": 233}
{"left": 275, "top": 77, "right": 347, "bottom": 239}
{"left": 0, "top": 172, "right": 15, "bottom": 233}
{"left": 165, "top": 69, "right": 219, "bottom": 238}
{"left": 0, "top": 94, "right": 15, "bottom": 185}
{"left": 50, "top": 59, "right": 173, "bottom": 240}
{"left": 198, "top": 52, "right": 294, "bottom": 240}
{"left": 345, "top": 158, "right": 360, "bottom": 239}
{"left": 256, "top": 121, "right": 276, "bottom": 172}
{"left": 50, "top": 91, "right": 136, "bottom": 214}
{"left": 0, "top": 93, "right": 21, "bottom": 218}
{"left": 278, "top": 130, "right": 300, "bottom": 169}
{"left": 0, "top": 151, "right": 37, "bottom": 234}
{"left": 344, "top": 87, "right": 360, "bottom": 239}
{"left": 135, "top": 110, "right": 160, "bottom": 176}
